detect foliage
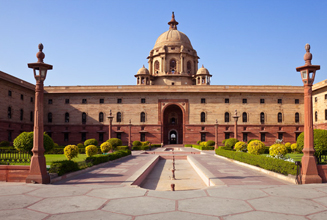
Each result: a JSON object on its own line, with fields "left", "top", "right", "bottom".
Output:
{"left": 64, "top": 145, "right": 79, "bottom": 160}
{"left": 199, "top": 142, "right": 207, "bottom": 147}
{"left": 218, "top": 146, "right": 233, "bottom": 150}
{"left": 13, "top": 132, "right": 54, "bottom": 155}
{"left": 285, "top": 142, "right": 291, "bottom": 148}
{"left": 184, "top": 144, "right": 192, "bottom": 147}
{"left": 84, "top": 139, "right": 98, "bottom": 147}
{"left": 85, "top": 150, "right": 131, "bottom": 166}
{"left": 197, "top": 140, "right": 201, "bottom": 145}
{"left": 77, "top": 143, "right": 84, "bottom": 148}
{"left": 132, "top": 146, "right": 149, "bottom": 150}
{"left": 206, "top": 140, "right": 215, "bottom": 146}
{"left": 0, "top": 141, "right": 11, "bottom": 147}
{"left": 107, "top": 138, "right": 123, "bottom": 149}
{"left": 284, "top": 142, "right": 292, "bottom": 153}
{"left": 222, "top": 139, "right": 227, "bottom": 145}
{"left": 224, "top": 138, "right": 239, "bottom": 149}
{"left": 133, "top": 141, "right": 142, "bottom": 147}
{"left": 53, "top": 143, "right": 59, "bottom": 148}
{"left": 234, "top": 141, "right": 247, "bottom": 152}
{"left": 151, "top": 144, "right": 161, "bottom": 148}
{"left": 291, "top": 143, "right": 298, "bottom": 152}
{"left": 141, "top": 141, "right": 149, "bottom": 147}
{"left": 247, "top": 139, "right": 259, "bottom": 144}
{"left": 100, "top": 142, "right": 112, "bottom": 153}
{"left": 85, "top": 145, "right": 98, "bottom": 157}
{"left": 192, "top": 145, "right": 214, "bottom": 150}
{"left": 269, "top": 144, "right": 287, "bottom": 157}
{"left": 215, "top": 148, "right": 297, "bottom": 176}
{"left": 297, "top": 129, "right": 327, "bottom": 156}
{"left": 117, "top": 146, "right": 129, "bottom": 150}
{"left": 247, "top": 140, "right": 265, "bottom": 155}
{"left": 49, "top": 160, "right": 79, "bottom": 176}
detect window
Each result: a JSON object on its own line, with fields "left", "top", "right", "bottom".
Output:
{"left": 117, "top": 133, "right": 121, "bottom": 139}
{"left": 117, "top": 112, "right": 121, "bottom": 122}
{"left": 242, "top": 99, "right": 247, "bottom": 104}
{"left": 325, "top": 109, "right": 327, "bottom": 120}
{"left": 242, "top": 112, "right": 247, "bottom": 123}
{"left": 30, "top": 111, "right": 33, "bottom": 122}
{"left": 278, "top": 112, "right": 282, "bottom": 123}
{"left": 82, "top": 99, "right": 87, "bottom": 104}
{"left": 48, "top": 99, "right": 53, "bottom": 104}
{"left": 187, "top": 61, "right": 192, "bottom": 74}
{"left": 171, "top": 82, "right": 174, "bottom": 85}
{"left": 64, "top": 133, "right": 69, "bottom": 142}
{"left": 65, "top": 112, "right": 69, "bottom": 123}
{"left": 278, "top": 99, "right": 282, "bottom": 104}
{"left": 225, "top": 133, "right": 230, "bottom": 139}
{"left": 315, "top": 97, "right": 318, "bottom": 102}
{"left": 20, "top": 109, "right": 23, "bottom": 121}
{"left": 99, "top": 133, "right": 104, "bottom": 142}
{"left": 201, "top": 98, "right": 206, "bottom": 103}
{"left": 170, "top": 59, "right": 176, "bottom": 73}
{"left": 261, "top": 133, "right": 266, "bottom": 142}
{"left": 81, "top": 133, "right": 86, "bottom": 142}
{"left": 141, "top": 133, "right": 145, "bottom": 141}
{"left": 225, "top": 98, "right": 229, "bottom": 103}
{"left": 30, "top": 97, "right": 33, "bottom": 103}
{"left": 21, "top": 94, "right": 24, "bottom": 100}
{"left": 140, "top": 112, "right": 145, "bottom": 122}
{"left": 8, "top": 131, "right": 12, "bottom": 142}
{"left": 65, "top": 99, "right": 69, "bottom": 104}
{"left": 8, "top": 107, "right": 12, "bottom": 119}
{"left": 315, "top": 111, "right": 318, "bottom": 122}
{"left": 201, "top": 112, "right": 206, "bottom": 122}
{"left": 117, "top": 98, "right": 122, "bottom": 104}
{"left": 48, "top": 112, "right": 52, "bottom": 123}
{"left": 100, "top": 99, "right": 104, "bottom": 104}
{"left": 260, "top": 112, "right": 265, "bottom": 124}
{"left": 99, "top": 112, "right": 104, "bottom": 122}
{"left": 243, "top": 133, "right": 248, "bottom": 142}
{"left": 154, "top": 60, "right": 160, "bottom": 74}
{"left": 325, "top": 94, "right": 327, "bottom": 100}
{"left": 8, "top": 90, "right": 11, "bottom": 96}
{"left": 201, "top": 133, "right": 206, "bottom": 142}
{"left": 141, "top": 98, "right": 146, "bottom": 103}
{"left": 82, "top": 112, "right": 86, "bottom": 124}
{"left": 260, "top": 99, "right": 265, "bottom": 104}
{"left": 171, "top": 117, "right": 176, "bottom": 124}
{"left": 278, "top": 133, "right": 283, "bottom": 140}
{"left": 295, "top": 99, "right": 299, "bottom": 104}
{"left": 224, "top": 112, "right": 229, "bottom": 122}
{"left": 295, "top": 112, "right": 300, "bottom": 123}
{"left": 296, "top": 133, "right": 300, "bottom": 142}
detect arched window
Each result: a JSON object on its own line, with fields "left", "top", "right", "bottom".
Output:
{"left": 48, "top": 112, "right": 52, "bottom": 123}
{"left": 187, "top": 61, "right": 192, "bottom": 74}
{"left": 170, "top": 59, "right": 176, "bottom": 73}
{"left": 201, "top": 112, "right": 205, "bottom": 122}
{"left": 65, "top": 112, "right": 69, "bottom": 123}
{"left": 295, "top": 112, "right": 299, "bottom": 123}
{"left": 8, "top": 107, "right": 12, "bottom": 119}
{"left": 30, "top": 111, "right": 33, "bottom": 122}
{"left": 315, "top": 111, "right": 318, "bottom": 122}
{"left": 82, "top": 112, "right": 86, "bottom": 124}
{"left": 260, "top": 112, "right": 265, "bottom": 124}
{"left": 99, "top": 112, "right": 104, "bottom": 122}
{"left": 202, "top": 77, "right": 205, "bottom": 84}
{"left": 117, "top": 112, "right": 121, "bottom": 122}
{"left": 171, "top": 117, "right": 176, "bottom": 124}
{"left": 140, "top": 112, "right": 145, "bottom": 122}
{"left": 225, "top": 112, "right": 229, "bottom": 122}
{"left": 197, "top": 77, "right": 200, "bottom": 84}
{"left": 141, "top": 77, "right": 144, "bottom": 84}
{"left": 154, "top": 60, "right": 160, "bottom": 74}
{"left": 20, "top": 109, "right": 23, "bottom": 121}
{"left": 242, "top": 112, "right": 247, "bottom": 123}
{"left": 278, "top": 112, "right": 282, "bottom": 123}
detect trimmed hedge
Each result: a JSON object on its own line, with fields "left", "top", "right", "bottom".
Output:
{"left": 215, "top": 148, "right": 297, "bottom": 176}
{"left": 184, "top": 144, "right": 192, "bottom": 147}
{"left": 192, "top": 145, "right": 214, "bottom": 150}
{"left": 47, "top": 148, "right": 87, "bottom": 154}
{"left": 49, "top": 160, "right": 79, "bottom": 176}
{"left": 85, "top": 150, "right": 131, "bottom": 166}
{"left": 0, "top": 141, "right": 10, "bottom": 147}
{"left": 117, "top": 146, "right": 129, "bottom": 150}
{"left": 84, "top": 139, "right": 98, "bottom": 147}
{"left": 151, "top": 144, "right": 161, "bottom": 148}
{"left": 132, "top": 146, "right": 149, "bottom": 151}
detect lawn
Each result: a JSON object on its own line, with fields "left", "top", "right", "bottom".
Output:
{"left": 4, "top": 154, "right": 88, "bottom": 165}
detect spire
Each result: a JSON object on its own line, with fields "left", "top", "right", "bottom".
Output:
{"left": 168, "top": 12, "right": 178, "bottom": 30}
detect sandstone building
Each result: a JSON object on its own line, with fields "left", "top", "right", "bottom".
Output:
{"left": 1, "top": 13, "right": 326, "bottom": 146}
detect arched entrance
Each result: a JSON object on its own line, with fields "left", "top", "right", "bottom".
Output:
{"left": 163, "top": 104, "right": 183, "bottom": 144}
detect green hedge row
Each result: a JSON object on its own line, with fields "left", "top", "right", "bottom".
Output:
{"left": 215, "top": 148, "right": 297, "bottom": 176}
{"left": 151, "top": 144, "right": 161, "bottom": 148}
{"left": 132, "top": 146, "right": 149, "bottom": 151}
{"left": 116, "top": 146, "right": 129, "bottom": 150}
{"left": 192, "top": 145, "right": 215, "bottom": 150}
{"left": 49, "top": 160, "right": 79, "bottom": 176}
{"left": 85, "top": 150, "right": 131, "bottom": 166}
{"left": 184, "top": 144, "right": 192, "bottom": 147}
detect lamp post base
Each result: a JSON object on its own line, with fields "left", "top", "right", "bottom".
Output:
{"left": 301, "top": 174, "right": 322, "bottom": 184}
{"left": 301, "top": 155, "right": 322, "bottom": 184}
{"left": 26, "top": 174, "right": 50, "bottom": 184}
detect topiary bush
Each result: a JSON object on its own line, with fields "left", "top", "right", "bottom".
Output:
{"left": 206, "top": 140, "right": 215, "bottom": 147}
{"left": 84, "top": 138, "right": 98, "bottom": 147}
{"left": 199, "top": 142, "right": 207, "bottom": 147}
{"left": 49, "top": 160, "right": 79, "bottom": 176}
{"left": 234, "top": 141, "right": 247, "bottom": 152}
{"left": 291, "top": 143, "right": 297, "bottom": 153}
{"left": 100, "top": 142, "right": 112, "bottom": 153}
{"left": 0, "top": 141, "right": 11, "bottom": 147}
{"left": 64, "top": 145, "right": 79, "bottom": 160}
{"left": 77, "top": 143, "right": 84, "bottom": 148}
{"left": 117, "top": 146, "right": 129, "bottom": 150}
{"left": 297, "top": 129, "right": 327, "bottom": 157}
{"left": 107, "top": 138, "right": 123, "bottom": 150}
{"left": 85, "top": 145, "right": 98, "bottom": 157}
{"left": 269, "top": 144, "right": 287, "bottom": 157}
{"left": 197, "top": 140, "right": 201, "bottom": 145}
{"left": 225, "top": 138, "right": 239, "bottom": 149}
{"left": 247, "top": 140, "right": 265, "bottom": 155}
{"left": 133, "top": 141, "right": 142, "bottom": 147}
{"left": 247, "top": 139, "right": 259, "bottom": 144}
{"left": 284, "top": 142, "right": 292, "bottom": 153}
{"left": 13, "top": 132, "right": 54, "bottom": 155}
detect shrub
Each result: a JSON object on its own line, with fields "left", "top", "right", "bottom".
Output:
{"left": 247, "top": 139, "right": 259, "bottom": 144}
{"left": 0, "top": 141, "right": 11, "bottom": 147}
{"left": 49, "top": 160, "right": 79, "bottom": 176}
{"left": 219, "top": 146, "right": 232, "bottom": 150}
{"left": 297, "top": 129, "right": 327, "bottom": 156}
{"left": 77, "top": 143, "right": 84, "bottom": 148}
{"left": 247, "top": 140, "right": 265, "bottom": 155}
{"left": 107, "top": 138, "right": 123, "bottom": 149}
{"left": 84, "top": 139, "right": 98, "bottom": 147}
{"left": 197, "top": 140, "right": 201, "bottom": 145}
{"left": 133, "top": 141, "right": 142, "bottom": 147}
{"left": 100, "top": 142, "right": 112, "bottom": 153}
{"left": 184, "top": 144, "right": 192, "bottom": 147}
{"left": 225, "top": 138, "right": 239, "bottom": 149}
{"left": 13, "top": 132, "right": 54, "bottom": 155}
{"left": 206, "top": 140, "right": 215, "bottom": 147}
{"left": 141, "top": 141, "right": 149, "bottom": 147}
{"left": 222, "top": 139, "right": 227, "bottom": 145}
{"left": 53, "top": 143, "right": 59, "bottom": 148}
{"left": 117, "top": 146, "right": 129, "bottom": 150}
{"left": 285, "top": 142, "right": 292, "bottom": 153}
{"left": 85, "top": 150, "right": 131, "bottom": 165}
{"left": 269, "top": 144, "right": 287, "bottom": 157}
{"left": 199, "top": 142, "right": 207, "bottom": 147}
{"left": 85, "top": 145, "right": 98, "bottom": 157}
{"left": 64, "top": 145, "right": 79, "bottom": 160}
{"left": 291, "top": 143, "right": 297, "bottom": 152}
{"left": 192, "top": 145, "right": 214, "bottom": 150}
{"left": 151, "top": 144, "right": 161, "bottom": 148}
{"left": 132, "top": 146, "right": 140, "bottom": 150}
{"left": 234, "top": 141, "right": 247, "bottom": 152}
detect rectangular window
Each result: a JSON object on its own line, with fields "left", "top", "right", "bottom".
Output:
{"left": 295, "top": 99, "right": 299, "bottom": 104}
{"left": 260, "top": 99, "right": 265, "bottom": 104}
{"left": 99, "top": 133, "right": 104, "bottom": 142}
{"left": 117, "top": 98, "right": 122, "bottom": 104}
{"left": 141, "top": 98, "right": 146, "bottom": 103}
{"left": 260, "top": 133, "right": 266, "bottom": 142}
{"left": 30, "top": 97, "right": 33, "bottom": 103}
{"left": 64, "top": 133, "right": 69, "bottom": 142}
{"left": 65, "top": 99, "right": 69, "bottom": 104}
{"left": 225, "top": 98, "right": 229, "bottom": 103}
{"left": 82, "top": 99, "right": 87, "bottom": 104}
{"left": 225, "top": 133, "right": 230, "bottom": 140}
{"left": 8, "top": 131, "right": 12, "bottom": 142}
{"left": 81, "top": 133, "right": 86, "bottom": 142}
{"left": 325, "top": 109, "right": 327, "bottom": 120}
{"left": 201, "top": 133, "right": 206, "bottom": 142}
{"left": 30, "top": 111, "right": 33, "bottom": 122}
{"left": 278, "top": 133, "right": 283, "bottom": 140}
{"left": 315, "top": 97, "right": 318, "bottom": 102}
{"left": 8, "top": 90, "right": 12, "bottom": 96}
{"left": 278, "top": 99, "right": 282, "bottom": 104}
{"left": 141, "top": 133, "right": 145, "bottom": 141}
{"left": 21, "top": 94, "right": 24, "bottom": 100}
{"left": 242, "top": 99, "right": 247, "bottom": 104}
{"left": 243, "top": 133, "right": 248, "bottom": 142}
{"left": 48, "top": 99, "right": 53, "bottom": 104}
{"left": 99, "top": 99, "right": 104, "bottom": 104}
{"left": 117, "top": 133, "right": 121, "bottom": 139}
{"left": 325, "top": 94, "right": 327, "bottom": 100}
{"left": 201, "top": 98, "right": 206, "bottom": 103}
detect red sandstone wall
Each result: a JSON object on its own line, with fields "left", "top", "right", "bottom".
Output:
{"left": 317, "top": 165, "right": 327, "bottom": 183}
{"left": 0, "top": 165, "right": 30, "bottom": 182}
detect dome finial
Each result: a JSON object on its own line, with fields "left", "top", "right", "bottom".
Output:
{"left": 168, "top": 12, "right": 178, "bottom": 30}
{"left": 304, "top": 43, "right": 312, "bottom": 66}
{"left": 36, "top": 43, "right": 45, "bottom": 63}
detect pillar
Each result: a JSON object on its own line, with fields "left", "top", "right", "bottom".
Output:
{"left": 233, "top": 110, "right": 239, "bottom": 140}
{"left": 215, "top": 119, "right": 218, "bottom": 149}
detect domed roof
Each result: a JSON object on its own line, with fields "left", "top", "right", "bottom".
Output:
{"left": 196, "top": 65, "right": 210, "bottom": 75}
{"left": 153, "top": 13, "right": 193, "bottom": 49}
{"left": 137, "top": 65, "right": 149, "bottom": 75}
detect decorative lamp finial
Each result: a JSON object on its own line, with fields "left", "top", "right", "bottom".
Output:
{"left": 304, "top": 43, "right": 312, "bottom": 66}
{"left": 129, "top": 119, "right": 131, "bottom": 124}
{"left": 216, "top": 119, "right": 218, "bottom": 124}
{"left": 36, "top": 43, "right": 45, "bottom": 63}
{"left": 168, "top": 12, "right": 178, "bottom": 30}
{"left": 234, "top": 109, "right": 238, "bottom": 116}
{"left": 109, "top": 109, "right": 112, "bottom": 116}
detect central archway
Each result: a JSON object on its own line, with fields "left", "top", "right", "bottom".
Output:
{"left": 163, "top": 104, "right": 183, "bottom": 144}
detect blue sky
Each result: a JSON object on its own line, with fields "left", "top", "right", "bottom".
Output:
{"left": 0, "top": 0, "right": 326, "bottom": 86}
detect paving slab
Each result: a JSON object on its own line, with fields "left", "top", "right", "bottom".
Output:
{"left": 222, "top": 211, "right": 308, "bottom": 220}
{"left": 26, "top": 185, "right": 91, "bottom": 198}
{"left": 307, "top": 210, "right": 327, "bottom": 220}
{"left": 0, "top": 195, "right": 42, "bottom": 210}
{"left": 0, "top": 209, "right": 48, "bottom": 220}
{"left": 135, "top": 211, "right": 219, "bottom": 220}
{"left": 87, "top": 186, "right": 146, "bottom": 199}
{"left": 147, "top": 189, "right": 207, "bottom": 200}
{"left": 207, "top": 187, "right": 268, "bottom": 200}
{"left": 0, "top": 185, "right": 38, "bottom": 196}
{"left": 46, "top": 210, "right": 132, "bottom": 220}
{"left": 263, "top": 185, "right": 327, "bottom": 199}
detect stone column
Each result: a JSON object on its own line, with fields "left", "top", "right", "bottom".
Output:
{"left": 129, "top": 119, "right": 132, "bottom": 149}
{"left": 215, "top": 119, "right": 218, "bottom": 149}
{"left": 107, "top": 110, "right": 114, "bottom": 140}
{"left": 232, "top": 110, "right": 239, "bottom": 140}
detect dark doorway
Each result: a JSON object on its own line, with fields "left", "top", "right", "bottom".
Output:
{"left": 163, "top": 104, "right": 183, "bottom": 144}
{"left": 169, "top": 130, "right": 177, "bottom": 144}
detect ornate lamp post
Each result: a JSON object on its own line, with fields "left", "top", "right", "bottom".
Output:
{"left": 296, "top": 44, "right": 322, "bottom": 184}
{"left": 107, "top": 110, "right": 114, "bottom": 140}
{"left": 215, "top": 119, "right": 218, "bottom": 149}
{"left": 233, "top": 110, "right": 239, "bottom": 139}
{"left": 129, "top": 119, "right": 132, "bottom": 149}
{"left": 26, "top": 44, "right": 53, "bottom": 184}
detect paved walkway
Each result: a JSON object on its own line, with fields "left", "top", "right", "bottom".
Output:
{"left": 1, "top": 149, "right": 327, "bottom": 219}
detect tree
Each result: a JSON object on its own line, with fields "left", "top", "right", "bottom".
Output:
{"left": 297, "top": 129, "right": 327, "bottom": 158}
{"left": 13, "top": 132, "right": 54, "bottom": 155}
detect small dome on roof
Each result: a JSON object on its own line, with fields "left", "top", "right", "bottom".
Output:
{"left": 196, "top": 65, "right": 210, "bottom": 75}
{"left": 137, "top": 65, "right": 149, "bottom": 75}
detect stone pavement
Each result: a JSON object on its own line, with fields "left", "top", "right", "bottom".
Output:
{"left": 1, "top": 149, "right": 327, "bottom": 219}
